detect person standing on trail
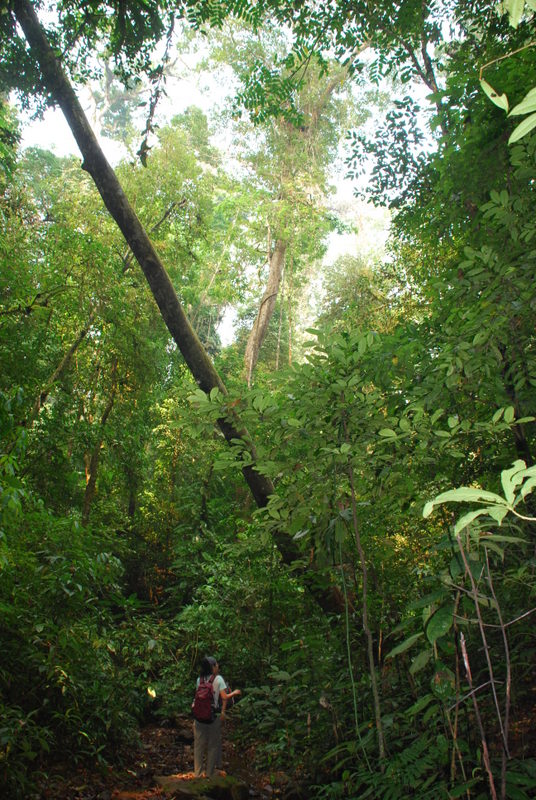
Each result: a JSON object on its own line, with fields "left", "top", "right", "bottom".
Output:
{"left": 192, "top": 655, "right": 241, "bottom": 778}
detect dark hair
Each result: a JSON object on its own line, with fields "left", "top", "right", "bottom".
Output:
{"left": 199, "top": 655, "right": 217, "bottom": 679}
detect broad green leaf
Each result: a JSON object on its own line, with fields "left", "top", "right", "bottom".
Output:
{"left": 423, "top": 487, "right": 507, "bottom": 518}
{"left": 487, "top": 505, "right": 510, "bottom": 524}
{"left": 492, "top": 407, "right": 504, "bottom": 423}
{"left": 504, "top": 405, "right": 515, "bottom": 423}
{"left": 269, "top": 670, "right": 291, "bottom": 681}
{"left": 481, "top": 533, "right": 527, "bottom": 544}
{"left": 450, "top": 556, "right": 464, "bottom": 579}
{"left": 473, "top": 329, "right": 488, "bottom": 345}
{"left": 405, "top": 693, "right": 434, "bottom": 716}
{"left": 379, "top": 428, "right": 397, "bottom": 438}
{"left": 480, "top": 79, "right": 509, "bottom": 111}
{"left": 409, "top": 649, "right": 432, "bottom": 675}
{"left": 483, "top": 541, "right": 506, "bottom": 559}
{"left": 453, "top": 506, "right": 505, "bottom": 534}
{"left": 286, "top": 417, "right": 301, "bottom": 427}
{"left": 408, "top": 589, "right": 449, "bottom": 610}
{"left": 501, "top": 459, "right": 527, "bottom": 503}
{"left": 520, "top": 476, "right": 536, "bottom": 499}
{"left": 422, "top": 702, "right": 441, "bottom": 724}
{"left": 509, "top": 86, "right": 536, "bottom": 116}
{"left": 189, "top": 389, "right": 209, "bottom": 404}
{"left": 509, "top": 112, "right": 536, "bottom": 144}
{"left": 386, "top": 632, "right": 423, "bottom": 658}
{"left": 448, "top": 780, "right": 480, "bottom": 798}
{"left": 425, "top": 604, "right": 454, "bottom": 645}
{"left": 430, "top": 408, "right": 444, "bottom": 424}
{"left": 503, "top": 0, "right": 525, "bottom": 26}
{"left": 334, "top": 519, "right": 346, "bottom": 544}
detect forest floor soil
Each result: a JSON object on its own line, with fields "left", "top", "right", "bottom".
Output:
{"left": 37, "top": 717, "right": 280, "bottom": 800}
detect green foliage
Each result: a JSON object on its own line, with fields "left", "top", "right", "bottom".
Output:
{"left": 3, "top": 2, "right": 536, "bottom": 797}
{"left": 241, "top": 666, "right": 317, "bottom": 768}
{"left": 0, "top": 504, "right": 141, "bottom": 794}
{"left": 0, "top": 389, "right": 26, "bottom": 543}
{"left": 0, "top": 101, "right": 19, "bottom": 187}
{"left": 316, "top": 734, "right": 459, "bottom": 799}
{"left": 0, "top": 704, "right": 52, "bottom": 797}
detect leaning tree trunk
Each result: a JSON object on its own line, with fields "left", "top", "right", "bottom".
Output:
{"left": 12, "top": 0, "right": 271, "bottom": 502}
{"left": 13, "top": 0, "right": 343, "bottom": 613}
{"left": 244, "top": 237, "right": 287, "bottom": 386}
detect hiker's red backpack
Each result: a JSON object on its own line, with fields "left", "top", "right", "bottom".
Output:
{"left": 192, "top": 675, "right": 215, "bottom": 722}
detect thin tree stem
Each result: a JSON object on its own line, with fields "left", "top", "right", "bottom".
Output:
{"left": 459, "top": 632, "right": 498, "bottom": 800}
{"left": 456, "top": 535, "right": 509, "bottom": 757}
{"left": 338, "top": 538, "right": 372, "bottom": 772}
{"left": 484, "top": 548, "right": 511, "bottom": 800}
{"left": 448, "top": 591, "right": 470, "bottom": 795}
{"left": 343, "top": 418, "right": 386, "bottom": 763}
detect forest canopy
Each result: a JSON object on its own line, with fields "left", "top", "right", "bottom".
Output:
{"left": 1, "top": 1, "right": 536, "bottom": 799}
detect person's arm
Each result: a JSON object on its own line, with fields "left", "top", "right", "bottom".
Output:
{"left": 220, "top": 690, "right": 228, "bottom": 719}
{"left": 219, "top": 687, "right": 241, "bottom": 718}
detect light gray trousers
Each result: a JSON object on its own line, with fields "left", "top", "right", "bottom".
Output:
{"left": 194, "top": 717, "right": 222, "bottom": 777}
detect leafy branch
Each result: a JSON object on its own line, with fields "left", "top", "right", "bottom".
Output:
{"left": 479, "top": 1, "right": 536, "bottom": 143}
{"left": 423, "top": 459, "right": 536, "bottom": 534}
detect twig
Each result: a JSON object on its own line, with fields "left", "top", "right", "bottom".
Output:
{"left": 508, "top": 508, "right": 536, "bottom": 522}
{"left": 484, "top": 549, "right": 511, "bottom": 800}
{"left": 457, "top": 607, "right": 536, "bottom": 629}
{"left": 459, "top": 632, "right": 497, "bottom": 800}
{"left": 137, "top": 16, "right": 176, "bottom": 166}
{"left": 343, "top": 415, "right": 386, "bottom": 764}
{"left": 448, "top": 679, "right": 497, "bottom": 711}
{"left": 338, "top": 538, "right": 372, "bottom": 771}
{"left": 447, "top": 591, "right": 470, "bottom": 796}
{"left": 479, "top": 43, "right": 536, "bottom": 81}
{"left": 456, "top": 535, "right": 509, "bottom": 757}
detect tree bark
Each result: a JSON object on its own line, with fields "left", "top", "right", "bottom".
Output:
{"left": 13, "top": 0, "right": 344, "bottom": 613}
{"left": 244, "top": 237, "right": 287, "bottom": 387}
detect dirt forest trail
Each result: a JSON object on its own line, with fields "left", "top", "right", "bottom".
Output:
{"left": 38, "top": 717, "right": 281, "bottom": 800}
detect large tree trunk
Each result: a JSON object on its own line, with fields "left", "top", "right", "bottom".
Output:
{"left": 13, "top": 0, "right": 271, "bottom": 500}
{"left": 244, "top": 238, "right": 287, "bottom": 386}
{"left": 14, "top": 0, "right": 343, "bottom": 613}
